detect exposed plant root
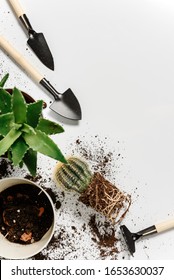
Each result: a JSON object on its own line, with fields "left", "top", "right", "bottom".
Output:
{"left": 79, "top": 172, "right": 131, "bottom": 223}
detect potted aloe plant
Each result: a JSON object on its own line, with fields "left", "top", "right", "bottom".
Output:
{"left": 0, "top": 73, "right": 67, "bottom": 176}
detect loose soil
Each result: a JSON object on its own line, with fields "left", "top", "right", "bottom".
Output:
{"left": 88, "top": 215, "right": 119, "bottom": 258}
{"left": 0, "top": 159, "right": 14, "bottom": 178}
{"left": 0, "top": 135, "right": 131, "bottom": 260}
{"left": 0, "top": 184, "right": 53, "bottom": 244}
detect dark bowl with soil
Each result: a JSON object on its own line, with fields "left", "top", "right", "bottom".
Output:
{"left": 0, "top": 178, "right": 55, "bottom": 259}
{"left": 6, "top": 88, "right": 47, "bottom": 108}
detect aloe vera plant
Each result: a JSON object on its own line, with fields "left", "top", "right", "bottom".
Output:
{"left": 54, "top": 156, "right": 131, "bottom": 223}
{"left": 0, "top": 74, "right": 67, "bottom": 176}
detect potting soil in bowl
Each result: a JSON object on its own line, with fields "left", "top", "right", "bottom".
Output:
{"left": 0, "top": 184, "right": 54, "bottom": 244}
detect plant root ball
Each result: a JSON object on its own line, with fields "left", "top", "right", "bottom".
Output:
{"left": 79, "top": 172, "right": 131, "bottom": 224}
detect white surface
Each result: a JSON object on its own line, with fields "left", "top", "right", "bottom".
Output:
{"left": 0, "top": 0, "right": 174, "bottom": 259}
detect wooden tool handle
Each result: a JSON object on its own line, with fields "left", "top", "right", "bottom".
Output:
{"left": 0, "top": 36, "right": 43, "bottom": 83}
{"left": 155, "top": 219, "right": 174, "bottom": 233}
{"left": 8, "top": 0, "right": 25, "bottom": 18}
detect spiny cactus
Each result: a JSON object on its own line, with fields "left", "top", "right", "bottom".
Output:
{"left": 54, "top": 156, "right": 131, "bottom": 223}
{"left": 54, "top": 157, "right": 92, "bottom": 193}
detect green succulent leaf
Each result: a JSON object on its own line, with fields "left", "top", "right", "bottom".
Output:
{"left": 37, "top": 118, "right": 64, "bottom": 135}
{"left": 21, "top": 123, "right": 36, "bottom": 134}
{"left": 23, "top": 148, "right": 37, "bottom": 177}
{"left": 0, "top": 112, "right": 15, "bottom": 136}
{"left": 7, "top": 150, "right": 12, "bottom": 161}
{"left": 12, "top": 87, "right": 27, "bottom": 123}
{"left": 0, "top": 88, "right": 12, "bottom": 114}
{"left": 19, "top": 161, "right": 24, "bottom": 168}
{"left": 0, "top": 125, "right": 22, "bottom": 156}
{"left": 11, "top": 137, "right": 29, "bottom": 166}
{"left": 26, "top": 100, "right": 43, "bottom": 128}
{"left": 0, "top": 73, "right": 9, "bottom": 88}
{"left": 23, "top": 129, "right": 67, "bottom": 163}
{"left": 0, "top": 74, "right": 66, "bottom": 176}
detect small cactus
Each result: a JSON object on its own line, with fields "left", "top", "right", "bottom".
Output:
{"left": 54, "top": 156, "right": 131, "bottom": 223}
{"left": 54, "top": 157, "right": 92, "bottom": 193}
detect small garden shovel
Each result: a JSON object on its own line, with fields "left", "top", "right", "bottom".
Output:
{"left": 0, "top": 36, "right": 82, "bottom": 120}
{"left": 8, "top": 0, "right": 54, "bottom": 70}
{"left": 120, "top": 218, "right": 174, "bottom": 256}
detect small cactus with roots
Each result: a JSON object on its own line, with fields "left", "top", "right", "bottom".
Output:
{"left": 54, "top": 156, "right": 131, "bottom": 223}
{"left": 54, "top": 157, "right": 92, "bottom": 193}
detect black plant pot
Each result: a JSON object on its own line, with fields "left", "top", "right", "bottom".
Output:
{"left": 6, "top": 88, "right": 47, "bottom": 108}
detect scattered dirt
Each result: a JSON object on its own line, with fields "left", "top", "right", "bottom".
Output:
{"left": 0, "top": 158, "right": 14, "bottom": 179}
{"left": 0, "top": 134, "right": 130, "bottom": 260}
{"left": 88, "top": 215, "right": 119, "bottom": 259}
{"left": 70, "top": 136, "right": 120, "bottom": 179}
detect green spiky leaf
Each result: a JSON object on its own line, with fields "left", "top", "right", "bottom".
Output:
{"left": 11, "top": 137, "right": 29, "bottom": 166}
{"left": 12, "top": 87, "right": 27, "bottom": 123}
{"left": 0, "top": 88, "right": 12, "bottom": 114}
{"left": 0, "top": 113, "right": 14, "bottom": 136}
{"left": 21, "top": 123, "right": 36, "bottom": 134}
{"left": 23, "top": 129, "right": 67, "bottom": 163}
{"left": 26, "top": 100, "right": 43, "bottom": 128}
{"left": 0, "top": 73, "right": 9, "bottom": 87}
{"left": 23, "top": 149, "right": 37, "bottom": 176}
{"left": 19, "top": 161, "right": 24, "bottom": 168}
{"left": 0, "top": 125, "right": 22, "bottom": 156}
{"left": 0, "top": 74, "right": 66, "bottom": 176}
{"left": 7, "top": 150, "right": 12, "bottom": 161}
{"left": 37, "top": 118, "right": 64, "bottom": 135}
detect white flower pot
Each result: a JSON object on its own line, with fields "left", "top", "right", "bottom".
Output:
{"left": 0, "top": 177, "right": 55, "bottom": 259}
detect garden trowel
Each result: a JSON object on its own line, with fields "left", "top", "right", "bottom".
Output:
{"left": 0, "top": 36, "right": 82, "bottom": 120}
{"left": 8, "top": 0, "right": 54, "bottom": 70}
{"left": 120, "top": 218, "right": 174, "bottom": 256}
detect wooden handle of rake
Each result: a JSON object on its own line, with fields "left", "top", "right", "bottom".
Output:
{"left": 155, "top": 218, "right": 174, "bottom": 233}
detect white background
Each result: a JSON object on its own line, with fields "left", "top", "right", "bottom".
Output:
{"left": 0, "top": 0, "right": 174, "bottom": 259}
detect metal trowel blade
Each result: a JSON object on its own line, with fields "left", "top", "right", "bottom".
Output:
{"left": 28, "top": 32, "right": 54, "bottom": 70}
{"left": 50, "top": 88, "right": 82, "bottom": 120}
